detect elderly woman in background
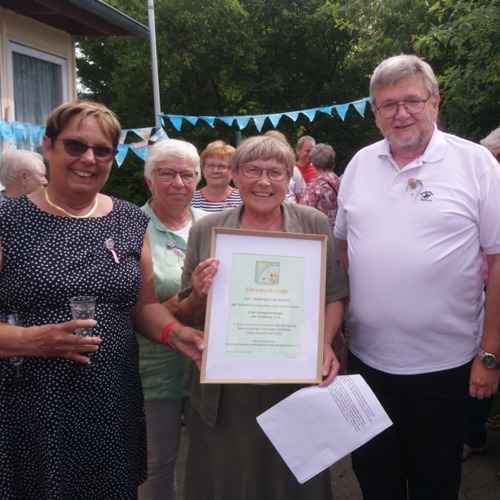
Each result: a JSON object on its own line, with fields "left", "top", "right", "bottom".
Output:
{"left": 173, "top": 135, "right": 348, "bottom": 499}
{"left": 0, "top": 101, "right": 203, "bottom": 499}
{"left": 299, "top": 143, "right": 341, "bottom": 233}
{"left": 191, "top": 140, "right": 241, "bottom": 211}
{"left": 138, "top": 139, "right": 206, "bottom": 500}
{"left": 480, "top": 126, "right": 500, "bottom": 162}
{"left": 264, "top": 130, "right": 305, "bottom": 203}
{"left": 299, "top": 143, "right": 346, "bottom": 373}
{"left": 0, "top": 149, "right": 47, "bottom": 201}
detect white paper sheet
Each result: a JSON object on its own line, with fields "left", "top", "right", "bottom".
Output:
{"left": 256, "top": 374, "right": 392, "bottom": 484}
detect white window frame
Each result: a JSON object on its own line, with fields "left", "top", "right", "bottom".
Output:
{"left": 8, "top": 42, "right": 69, "bottom": 124}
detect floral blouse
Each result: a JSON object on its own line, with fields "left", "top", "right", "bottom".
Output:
{"left": 299, "top": 171, "right": 341, "bottom": 232}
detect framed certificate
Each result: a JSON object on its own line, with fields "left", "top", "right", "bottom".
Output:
{"left": 201, "top": 228, "right": 327, "bottom": 384}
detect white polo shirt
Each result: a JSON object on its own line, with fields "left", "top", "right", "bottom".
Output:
{"left": 334, "top": 126, "right": 500, "bottom": 374}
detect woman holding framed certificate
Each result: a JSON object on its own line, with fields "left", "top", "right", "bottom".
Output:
{"left": 171, "top": 135, "right": 349, "bottom": 499}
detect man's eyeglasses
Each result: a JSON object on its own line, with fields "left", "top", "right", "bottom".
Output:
{"left": 375, "top": 94, "right": 433, "bottom": 119}
{"left": 153, "top": 168, "right": 198, "bottom": 184}
{"left": 55, "top": 138, "right": 118, "bottom": 162}
{"left": 240, "top": 164, "right": 289, "bottom": 182}
{"left": 204, "top": 163, "right": 231, "bottom": 172}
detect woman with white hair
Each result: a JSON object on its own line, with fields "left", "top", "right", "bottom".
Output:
{"left": 480, "top": 126, "right": 500, "bottom": 162}
{"left": 0, "top": 149, "right": 47, "bottom": 201}
{"left": 138, "top": 139, "right": 206, "bottom": 500}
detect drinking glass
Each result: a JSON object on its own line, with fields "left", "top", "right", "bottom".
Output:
{"left": 69, "top": 296, "right": 98, "bottom": 368}
{"left": 1, "top": 312, "right": 29, "bottom": 385}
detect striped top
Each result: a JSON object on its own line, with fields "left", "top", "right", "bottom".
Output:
{"left": 191, "top": 187, "right": 242, "bottom": 212}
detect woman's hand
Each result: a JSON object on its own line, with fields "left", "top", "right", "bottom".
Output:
{"left": 332, "top": 330, "right": 347, "bottom": 375}
{"left": 17, "top": 320, "right": 101, "bottom": 363}
{"left": 176, "top": 258, "right": 220, "bottom": 326}
{"left": 319, "top": 343, "right": 340, "bottom": 387}
{"left": 190, "top": 258, "right": 219, "bottom": 306}
{"left": 168, "top": 324, "right": 205, "bottom": 369}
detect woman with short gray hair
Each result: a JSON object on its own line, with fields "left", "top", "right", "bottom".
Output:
{"left": 480, "top": 126, "right": 500, "bottom": 162}
{"left": 139, "top": 138, "right": 206, "bottom": 500}
{"left": 299, "top": 143, "right": 341, "bottom": 233}
{"left": 174, "top": 135, "right": 348, "bottom": 499}
{"left": 0, "top": 149, "right": 47, "bottom": 201}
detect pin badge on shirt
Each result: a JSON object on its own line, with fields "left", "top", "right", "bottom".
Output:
{"left": 406, "top": 178, "right": 423, "bottom": 195}
{"left": 105, "top": 238, "right": 120, "bottom": 264}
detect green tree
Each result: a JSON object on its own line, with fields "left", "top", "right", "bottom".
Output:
{"left": 414, "top": 0, "right": 500, "bottom": 140}
{"left": 77, "top": 0, "right": 499, "bottom": 201}
{"left": 79, "top": 0, "right": 380, "bottom": 185}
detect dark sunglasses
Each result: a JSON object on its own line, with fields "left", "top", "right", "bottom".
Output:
{"left": 55, "top": 138, "right": 118, "bottom": 162}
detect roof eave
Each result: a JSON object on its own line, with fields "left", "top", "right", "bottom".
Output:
{"left": 68, "top": 0, "right": 149, "bottom": 38}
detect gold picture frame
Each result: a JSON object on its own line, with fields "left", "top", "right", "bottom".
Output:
{"left": 201, "top": 227, "right": 327, "bottom": 384}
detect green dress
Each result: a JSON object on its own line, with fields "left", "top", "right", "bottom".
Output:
{"left": 138, "top": 200, "right": 206, "bottom": 401}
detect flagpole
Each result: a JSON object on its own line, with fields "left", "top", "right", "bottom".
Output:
{"left": 147, "top": 0, "right": 161, "bottom": 128}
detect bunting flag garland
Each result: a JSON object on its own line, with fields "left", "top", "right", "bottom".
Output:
{"left": 0, "top": 123, "right": 170, "bottom": 167}
{"left": 0, "top": 96, "right": 370, "bottom": 164}
{"left": 149, "top": 127, "right": 169, "bottom": 143}
{"left": 160, "top": 96, "right": 371, "bottom": 132}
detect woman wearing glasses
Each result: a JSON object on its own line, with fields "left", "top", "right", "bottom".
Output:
{"left": 191, "top": 140, "right": 241, "bottom": 212}
{"left": 174, "top": 135, "right": 349, "bottom": 499}
{"left": 0, "top": 101, "right": 204, "bottom": 499}
{"left": 138, "top": 139, "right": 206, "bottom": 500}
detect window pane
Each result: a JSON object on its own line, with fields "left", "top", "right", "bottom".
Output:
{"left": 13, "top": 51, "right": 63, "bottom": 125}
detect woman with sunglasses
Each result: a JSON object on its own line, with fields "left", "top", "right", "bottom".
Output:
{"left": 174, "top": 135, "right": 349, "bottom": 499}
{"left": 0, "top": 101, "right": 204, "bottom": 499}
{"left": 191, "top": 140, "right": 241, "bottom": 212}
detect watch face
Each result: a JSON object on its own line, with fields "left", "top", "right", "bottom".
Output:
{"left": 481, "top": 353, "right": 498, "bottom": 369}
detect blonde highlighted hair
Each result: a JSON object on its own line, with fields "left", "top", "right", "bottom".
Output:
{"left": 200, "top": 140, "right": 235, "bottom": 167}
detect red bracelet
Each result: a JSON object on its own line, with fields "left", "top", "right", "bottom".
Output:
{"left": 161, "top": 321, "right": 180, "bottom": 348}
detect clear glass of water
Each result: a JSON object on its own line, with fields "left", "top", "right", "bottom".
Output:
{"left": 69, "top": 296, "right": 98, "bottom": 368}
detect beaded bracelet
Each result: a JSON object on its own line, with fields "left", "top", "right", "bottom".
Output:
{"left": 161, "top": 320, "right": 180, "bottom": 348}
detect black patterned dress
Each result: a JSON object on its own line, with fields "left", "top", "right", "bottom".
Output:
{"left": 0, "top": 195, "right": 150, "bottom": 499}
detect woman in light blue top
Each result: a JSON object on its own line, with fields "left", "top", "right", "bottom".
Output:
{"left": 138, "top": 139, "right": 206, "bottom": 500}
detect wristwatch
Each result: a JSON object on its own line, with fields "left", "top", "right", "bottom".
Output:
{"left": 477, "top": 348, "right": 500, "bottom": 369}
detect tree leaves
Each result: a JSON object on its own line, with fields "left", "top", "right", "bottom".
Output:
{"left": 77, "top": 0, "right": 499, "bottom": 201}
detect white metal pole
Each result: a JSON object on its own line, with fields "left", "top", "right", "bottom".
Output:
{"left": 148, "top": 0, "right": 161, "bottom": 128}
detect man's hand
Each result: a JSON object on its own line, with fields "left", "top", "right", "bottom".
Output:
{"left": 469, "top": 357, "right": 500, "bottom": 398}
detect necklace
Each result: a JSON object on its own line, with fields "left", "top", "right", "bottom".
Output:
{"left": 44, "top": 189, "right": 99, "bottom": 219}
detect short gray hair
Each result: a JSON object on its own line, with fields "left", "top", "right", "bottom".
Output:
{"left": 310, "top": 143, "right": 336, "bottom": 171}
{"left": 231, "top": 135, "right": 295, "bottom": 177}
{"left": 0, "top": 149, "right": 45, "bottom": 186}
{"left": 296, "top": 135, "right": 315, "bottom": 151}
{"left": 143, "top": 139, "right": 201, "bottom": 183}
{"left": 370, "top": 54, "right": 439, "bottom": 105}
{"left": 480, "top": 127, "right": 500, "bottom": 152}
